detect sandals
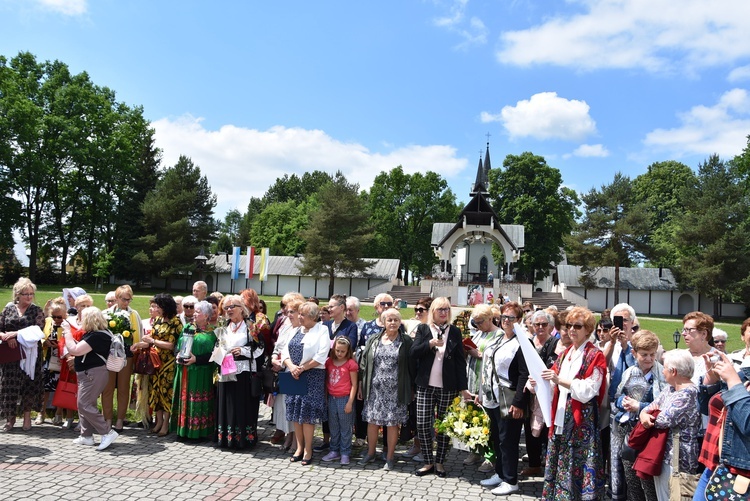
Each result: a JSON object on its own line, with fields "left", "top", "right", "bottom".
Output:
{"left": 300, "top": 457, "right": 313, "bottom": 466}
{"left": 289, "top": 454, "right": 304, "bottom": 462}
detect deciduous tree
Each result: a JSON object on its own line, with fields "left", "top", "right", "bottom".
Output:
{"left": 298, "top": 173, "right": 372, "bottom": 297}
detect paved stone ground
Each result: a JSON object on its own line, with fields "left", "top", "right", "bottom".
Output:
{"left": 0, "top": 406, "right": 543, "bottom": 501}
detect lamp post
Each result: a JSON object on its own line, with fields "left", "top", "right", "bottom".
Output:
{"left": 672, "top": 329, "right": 681, "bottom": 349}
{"left": 194, "top": 247, "right": 207, "bottom": 281}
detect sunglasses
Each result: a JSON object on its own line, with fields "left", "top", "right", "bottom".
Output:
{"left": 436, "top": 307, "right": 451, "bottom": 313}
{"left": 565, "top": 323, "right": 585, "bottom": 331}
{"left": 51, "top": 315, "right": 64, "bottom": 320}
{"left": 533, "top": 322, "right": 549, "bottom": 328}
{"left": 379, "top": 302, "right": 393, "bottom": 308}
{"left": 183, "top": 305, "right": 195, "bottom": 309}
{"left": 500, "top": 315, "right": 517, "bottom": 322}
{"left": 414, "top": 307, "right": 427, "bottom": 313}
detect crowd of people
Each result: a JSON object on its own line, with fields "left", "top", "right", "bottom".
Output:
{"left": 2, "top": 277, "right": 750, "bottom": 501}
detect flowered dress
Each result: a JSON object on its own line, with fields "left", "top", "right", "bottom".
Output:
{"left": 0, "top": 303, "right": 45, "bottom": 419}
{"left": 362, "top": 337, "right": 407, "bottom": 427}
{"left": 285, "top": 330, "right": 326, "bottom": 424}
{"left": 543, "top": 342, "right": 607, "bottom": 501}
{"left": 170, "top": 326, "right": 217, "bottom": 439}
{"left": 42, "top": 320, "right": 63, "bottom": 393}
{"left": 148, "top": 316, "right": 181, "bottom": 413}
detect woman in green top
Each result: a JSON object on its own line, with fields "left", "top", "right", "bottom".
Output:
{"left": 170, "top": 300, "right": 217, "bottom": 439}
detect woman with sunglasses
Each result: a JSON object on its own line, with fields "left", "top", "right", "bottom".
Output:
{"left": 540, "top": 306, "right": 607, "bottom": 500}
{"left": 412, "top": 297, "right": 472, "bottom": 478}
{"left": 477, "top": 302, "right": 530, "bottom": 495}
{"left": 353, "top": 293, "right": 395, "bottom": 445}
{"left": 398, "top": 297, "right": 433, "bottom": 461}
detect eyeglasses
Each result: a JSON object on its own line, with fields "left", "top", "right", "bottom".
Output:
{"left": 119, "top": 297, "right": 132, "bottom": 302}
{"left": 533, "top": 322, "right": 549, "bottom": 328}
{"left": 474, "top": 318, "right": 487, "bottom": 325}
{"left": 565, "top": 323, "right": 586, "bottom": 330}
{"left": 501, "top": 315, "right": 517, "bottom": 322}
{"left": 19, "top": 293, "right": 34, "bottom": 297}
{"left": 51, "top": 315, "right": 64, "bottom": 320}
{"left": 379, "top": 302, "right": 393, "bottom": 308}
{"left": 414, "top": 307, "right": 427, "bottom": 313}
{"left": 436, "top": 307, "right": 451, "bottom": 313}
{"left": 183, "top": 305, "right": 195, "bottom": 309}
{"left": 632, "top": 325, "right": 640, "bottom": 333}
{"left": 682, "top": 327, "right": 702, "bottom": 335}
{"left": 224, "top": 305, "right": 239, "bottom": 310}
{"left": 714, "top": 339, "right": 727, "bottom": 343}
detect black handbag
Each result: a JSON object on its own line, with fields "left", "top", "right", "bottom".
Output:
{"left": 262, "top": 367, "right": 279, "bottom": 393}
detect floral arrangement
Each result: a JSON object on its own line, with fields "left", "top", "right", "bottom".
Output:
{"left": 435, "top": 397, "right": 492, "bottom": 458}
{"left": 104, "top": 310, "right": 132, "bottom": 340}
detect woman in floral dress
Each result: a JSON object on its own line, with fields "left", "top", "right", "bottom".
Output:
{"left": 170, "top": 300, "right": 217, "bottom": 439}
{"left": 138, "top": 293, "right": 179, "bottom": 436}
{"left": 358, "top": 308, "right": 415, "bottom": 470}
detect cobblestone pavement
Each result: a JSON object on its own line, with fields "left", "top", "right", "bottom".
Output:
{"left": 1, "top": 407, "right": 542, "bottom": 501}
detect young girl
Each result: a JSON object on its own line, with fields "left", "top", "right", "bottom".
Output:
{"left": 322, "top": 336, "right": 358, "bottom": 465}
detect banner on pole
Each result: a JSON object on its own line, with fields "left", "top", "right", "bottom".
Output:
{"left": 246, "top": 246, "right": 255, "bottom": 279}
{"left": 231, "top": 246, "right": 241, "bottom": 280}
{"left": 259, "top": 248, "right": 269, "bottom": 282}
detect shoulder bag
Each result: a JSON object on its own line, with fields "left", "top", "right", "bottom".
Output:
{"left": 704, "top": 409, "right": 750, "bottom": 500}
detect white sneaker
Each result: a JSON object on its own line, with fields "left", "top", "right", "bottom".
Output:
{"left": 97, "top": 429, "right": 119, "bottom": 451}
{"left": 72, "top": 435, "right": 95, "bottom": 446}
{"left": 463, "top": 451, "right": 482, "bottom": 465}
{"left": 480, "top": 473, "right": 503, "bottom": 487}
{"left": 491, "top": 482, "right": 519, "bottom": 495}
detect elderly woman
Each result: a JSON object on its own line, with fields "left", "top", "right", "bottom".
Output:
{"left": 477, "top": 302, "right": 529, "bottom": 495}
{"left": 462, "top": 304, "right": 503, "bottom": 466}
{"left": 412, "top": 297, "right": 472, "bottom": 478}
{"left": 541, "top": 306, "right": 607, "bottom": 501}
{"left": 282, "top": 301, "right": 329, "bottom": 465}
{"left": 132, "top": 293, "right": 179, "bottom": 437}
{"left": 170, "top": 300, "right": 217, "bottom": 440}
{"left": 58, "top": 293, "right": 94, "bottom": 429}
{"left": 354, "top": 292, "right": 395, "bottom": 444}
{"left": 269, "top": 292, "right": 305, "bottom": 450}
{"left": 639, "top": 349, "right": 701, "bottom": 501}
{"left": 682, "top": 311, "right": 718, "bottom": 386}
{"left": 613, "top": 331, "right": 666, "bottom": 501}
{"left": 102, "top": 285, "right": 142, "bottom": 432}
{"left": 521, "top": 309, "right": 560, "bottom": 478}
{"left": 358, "top": 308, "right": 415, "bottom": 470}
{"left": 214, "top": 294, "right": 265, "bottom": 450}
{"left": 729, "top": 317, "right": 750, "bottom": 365}
{"left": 63, "top": 307, "right": 119, "bottom": 450}
{"left": 693, "top": 350, "right": 750, "bottom": 499}
{"left": 0, "top": 278, "right": 46, "bottom": 432}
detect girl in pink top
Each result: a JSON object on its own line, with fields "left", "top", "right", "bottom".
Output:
{"left": 321, "top": 337, "right": 358, "bottom": 465}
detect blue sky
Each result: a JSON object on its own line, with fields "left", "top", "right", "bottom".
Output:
{"left": 3, "top": 0, "right": 750, "bottom": 228}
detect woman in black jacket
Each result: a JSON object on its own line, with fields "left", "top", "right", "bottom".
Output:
{"left": 411, "top": 297, "right": 472, "bottom": 478}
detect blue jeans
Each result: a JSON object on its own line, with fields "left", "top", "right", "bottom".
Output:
{"left": 328, "top": 395, "right": 354, "bottom": 456}
{"left": 692, "top": 467, "right": 712, "bottom": 501}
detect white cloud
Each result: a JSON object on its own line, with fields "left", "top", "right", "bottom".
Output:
{"left": 36, "top": 0, "right": 87, "bottom": 16}
{"left": 643, "top": 88, "right": 750, "bottom": 157}
{"left": 482, "top": 92, "right": 597, "bottom": 141}
{"left": 728, "top": 65, "right": 750, "bottom": 83}
{"left": 152, "top": 115, "right": 468, "bottom": 215}
{"left": 432, "top": 0, "right": 487, "bottom": 49}
{"left": 496, "top": 0, "right": 750, "bottom": 73}
{"left": 571, "top": 144, "right": 610, "bottom": 157}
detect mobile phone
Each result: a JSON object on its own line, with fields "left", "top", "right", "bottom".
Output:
{"left": 613, "top": 315, "right": 624, "bottom": 330}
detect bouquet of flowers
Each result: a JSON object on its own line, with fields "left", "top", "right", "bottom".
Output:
{"left": 104, "top": 310, "right": 132, "bottom": 342}
{"left": 435, "top": 397, "right": 493, "bottom": 459}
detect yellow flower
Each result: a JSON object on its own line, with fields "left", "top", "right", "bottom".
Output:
{"left": 464, "top": 429, "right": 471, "bottom": 437}
{"left": 472, "top": 416, "right": 480, "bottom": 425}
{"left": 482, "top": 427, "right": 490, "bottom": 435}
{"left": 453, "top": 397, "right": 461, "bottom": 405}
{"left": 109, "top": 320, "right": 116, "bottom": 328}
{"left": 122, "top": 331, "right": 130, "bottom": 338}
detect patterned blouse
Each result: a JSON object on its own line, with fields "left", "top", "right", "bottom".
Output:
{"left": 646, "top": 385, "right": 701, "bottom": 473}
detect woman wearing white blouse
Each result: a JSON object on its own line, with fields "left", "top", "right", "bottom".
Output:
{"left": 540, "top": 306, "right": 607, "bottom": 501}
{"left": 215, "top": 294, "right": 265, "bottom": 450}
{"left": 282, "top": 301, "right": 330, "bottom": 465}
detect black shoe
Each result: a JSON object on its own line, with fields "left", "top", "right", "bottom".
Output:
{"left": 415, "top": 466, "right": 435, "bottom": 477}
